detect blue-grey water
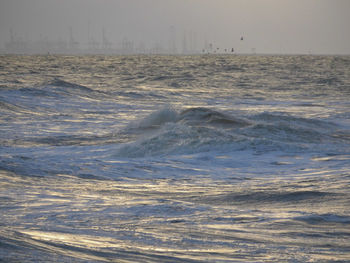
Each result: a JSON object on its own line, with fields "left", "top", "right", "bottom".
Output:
{"left": 0, "top": 55, "right": 349, "bottom": 262}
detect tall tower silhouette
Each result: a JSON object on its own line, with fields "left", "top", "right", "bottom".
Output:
{"left": 102, "top": 28, "right": 112, "bottom": 51}
{"left": 69, "top": 27, "right": 79, "bottom": 51}
{"left": 169, "top": 26, "right": 177, "bottom": 54}
{"left": 182, "top": 30, "right": 188, "bottom": 54}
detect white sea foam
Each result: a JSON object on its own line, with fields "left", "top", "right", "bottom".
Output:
{"left": 0, "top": 55, "right": 349, "bottom": 262}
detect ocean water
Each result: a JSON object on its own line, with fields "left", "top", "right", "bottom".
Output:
{"left": 0, "top": 54, "right": 349, "bottom": 262}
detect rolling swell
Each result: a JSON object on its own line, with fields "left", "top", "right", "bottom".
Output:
{"left": 2, "top": 133, "right": 127, "bottom": 147}
{"left": 49, "top": 79, "right": 94, "bottom": 91}
{"left": 15, "top": 79, "right": 106, "bottom": 100}
{"left": 45, "top": 78, "right": 107, "bottom": 98}
{"left": 0, "top": 99, "right": 26, "bottom": 113}
{"left": 196, "top": 190, "right": 338, "bottom": 205}
{"left": 0, "top": 78, "right": 112, "bottom": 117}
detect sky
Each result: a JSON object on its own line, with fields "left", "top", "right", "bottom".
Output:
{"left": 0, "top": 0, "right": 349, "bottom": 54}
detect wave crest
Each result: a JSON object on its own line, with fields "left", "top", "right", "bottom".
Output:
{"left": 115, "top": 107, "right": 342, "bottom": 158}
{"left": 129, "top": 107, "right": 250, "bottom": 129}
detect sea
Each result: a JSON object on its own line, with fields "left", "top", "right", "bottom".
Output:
{"left": 0, "top": 54, "right": 349, "bottom": 262}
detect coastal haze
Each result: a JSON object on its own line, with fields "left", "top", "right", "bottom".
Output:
{"left": 0, "top": 0, "right": 350, "bottom": 55}
{"left": 1, "top": 54, "right": 350, "bottom": 263}
{"left": 1, "top": 1, "right": 350, "bottom": 263}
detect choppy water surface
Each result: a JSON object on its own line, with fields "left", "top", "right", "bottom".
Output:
{"left": 0, "top": 55, "right": 350, "bottom": 262}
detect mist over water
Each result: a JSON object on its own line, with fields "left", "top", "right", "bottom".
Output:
{"left": 0, "top": 55, "right": 350, "bottom": 262}
{"left": 1, "top": 0, "right": 350, "bottom": 55}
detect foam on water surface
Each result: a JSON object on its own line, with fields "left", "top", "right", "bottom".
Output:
{"left": 0, "top": 55, "right": 349, "bottom": 262}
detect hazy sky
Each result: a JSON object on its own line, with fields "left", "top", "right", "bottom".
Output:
{"left": 1, "top": 0, "right": 349, "bottom": 54}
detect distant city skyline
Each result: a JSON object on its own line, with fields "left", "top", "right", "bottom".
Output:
{"left": 2, "top": 26, "right": 212, "bottom": 54}
{"left": 1, "top": 0, "right": 349, "bottom": 55}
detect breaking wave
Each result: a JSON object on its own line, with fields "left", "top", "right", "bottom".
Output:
{"left": 115, "top": 107, "right": 342, "bottom": 157}
{"left": 129, "top": 107, "right": 250, "bottom": 129}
